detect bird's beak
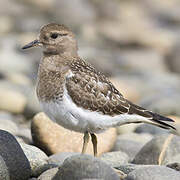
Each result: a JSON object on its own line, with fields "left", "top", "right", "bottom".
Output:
{"left": 22, "top": 39, "right": 41, "bottom": 49}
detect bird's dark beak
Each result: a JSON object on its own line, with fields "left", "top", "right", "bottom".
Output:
{"left": 22, "top": 39, "right": 40, "bottom": 49}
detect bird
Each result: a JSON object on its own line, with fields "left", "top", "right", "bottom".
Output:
{"left": 22, "top": 23, "right": 176, "bottom": 156}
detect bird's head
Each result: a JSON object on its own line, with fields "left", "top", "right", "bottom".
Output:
{"left": 22, "top": 23, "right": 78, "bottom": 56}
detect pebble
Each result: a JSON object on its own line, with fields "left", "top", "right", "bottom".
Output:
{"left": 124, "top": 165, "right": 180, "bottom": 180}
{"left": 0, "top": 88, "right": 27, "bottom": 114}
{"left": 113, "top": 138, "right": 143, "bottom": 162}
{"left": 110, "top": 77, "right": 140, "bottom": 102}
{"left": 48, "top": 152, "right": 80, "bottom": 167}
{"left": 0, "top": 112, "right": 18, "bottom": 135}
{"left": 38, "top": 168, "right": 59, "bottom": 180}
{"left": 20, "top": 143, "right": 48, "bottom": 177}
{"left": 116, "top": 49, "right": 168, "bottom": 73}
{"left": 100, "top": 151, "right": 129, "bottom": 167}
{"left": 0, "top": 130, "right": 31, "bottom": 180}
{"left": 53, "top": 154, "right": 119, "bottom": 180}
{"left": 17, "top": 127, "right": 32, "bottom": 144}
{"left": 31, "top": 112, "right": 117, "bottom": 156}
{"left": 135, "top": 124, "right": 168, "bottom": 135}
{"left": 133, "top": 134, "right": 180, "bottom": 165}
{"left": 116, "top": 132, "right": 153, "bottom": 145}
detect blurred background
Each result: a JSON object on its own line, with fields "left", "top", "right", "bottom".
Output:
{"left": 0, "top": 0, "right": 180, "bottom": 142}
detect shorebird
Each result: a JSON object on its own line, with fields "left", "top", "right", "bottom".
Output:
{"left": 22, "top": 23, "right": 175, "bottom": 156}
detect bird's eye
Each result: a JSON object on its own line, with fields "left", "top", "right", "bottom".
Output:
{"left": 50, "top": 33, "right": 58, "bottom": 39}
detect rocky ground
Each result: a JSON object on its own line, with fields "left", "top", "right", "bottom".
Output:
{"left": 1, "top": 0, "right": 180, "bottom": 179}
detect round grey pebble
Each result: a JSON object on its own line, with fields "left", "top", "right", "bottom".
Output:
{"left": 53, "top": 154, "right": 119, "bottom": 180}
{"left": 48, "top": 152, "right": 80, "bottom": 167}
{"left": 132, "top": 135, "right": 180, "bottom": 165}
{"left": 135, "top": 124, "right": 168, "bottom": 135}
{"left": 0, "top": 130, "right": 31, "bottom": 180}
{"left": 113, "top": 138, "right": 143, "bottom": 162}
{"left": 0, "top": 112, "right": 18, "bottom": 135}
{"left": 38, "top": 167, "right": 59, "bottom": 180}
{"left": 115, "top": 163, "right": 151, "bottom": 175}
{"left": 100, "top": 151, "right": 129, "bottom": 167}
{"left": 124, "top": 165, "right": 180, "bottom": 180}
{"left": 20, "top": 143, "right": 48, "bottom": 177}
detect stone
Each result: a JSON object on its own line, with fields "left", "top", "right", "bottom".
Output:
{"left": 5, "top": 72, "right": 32, "bottom": 86}
{"left": 0, "top": 130, "right": 31, "bottom": 180}
{"left": 20, "top": 143, "right": 48, "bottom": 177}
{"left": 116, "top": 132, "right": 153, "bottom": 145}
{"left": 132, "top": 134, "right": 180, "bottom": 165}
{"left": 124, "top": 165, "right": 180, "bottom": 180}
{"left": 53, "top": 0, "right": 96, "bottom": 26}
{"left": 115, "top": 163, "right": 150, "bottom": 175}
{"left": 31, "top": 112, "right": 117, "bottom": 156}
{"left": 113, "top": 138, "right": 143, "bottom": 162}
{"left": 0, "top": 89, "right": 27, "bottom": 113}
{"left": 100, "top": 151, "right": 129, "bottom": 167}
{"left": 17, "top": 127, "right": 32, "bottom": 144}
{"left": 116, "top": 49, "right": 168, "bottom": 73}
{"left": 139, "top": 87, "right": 180, "bottom": 116}
{"left": 0, "top": 16, "right": 13, "bottom": 34}
{"left": 166, "top": 42, "right": 180, "bottom": 74}
{"left": 110, "top": 77, "right": 140, "bottom": 102}
{"left": 22, "top": 86, "right": 41, "bottom": 119}
{"left": 38, "top": 168, "right": 59, "bottom": 180}
{"left": 135, "top": 124, "right": 168, "bottom": 135}
{"left": 48, "top": 152, "right": 80, "bottom": 167}
{"left": 0, "top": 36, "right": 33, "bottom": 74}
{"left": 0, "top": 112, "right": 18, "bottom": 135}
{"left": 53, "top": 154, "right": 119, "bottom": 180}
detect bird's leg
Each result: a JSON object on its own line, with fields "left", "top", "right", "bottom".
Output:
{"left": 81, "top": 131, "right": 90, "bottom": 154}
{"left": 91, "top": 133, "right": 98, "bottom": 157}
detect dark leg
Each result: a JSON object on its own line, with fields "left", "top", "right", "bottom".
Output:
{"left": 81, "top": 131, "right": 89, "bottom": 154}
{"left": 91, "top": 133, "right": 97, "bottom": 157}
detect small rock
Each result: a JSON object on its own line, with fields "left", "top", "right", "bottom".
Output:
{"left": 124, "top": 165, "right": 180, "bottom": 180}
{"left": 0, "top": 89, "right": 27, "bottom": 113}
{"left": 48, "top": 152, "right": 80, "bottom": 167}
{"left": 116, "top": 49, "right": 168, "bottom": 73}
{"left": 139, "top": 90, "right": 180, "bottom": 116}
{"left": 23, "top": 86, "right": 41, "bottom": 119}
{"left": 53, "top": 154, "right": 119, "bottom": 180}
{"left": 0, "top": 37, "right": 33, "bottom": 74}
{"left": 0, "top": 130, "right": 31, "bottom": 180}
{"left": 116, "top": 132, "right": 153, "bottom": 145}
{"left": 133, "top": 134, "right": 180, "bottom": 165}
{"left": 20, "top": 143, "right": 48, "bottom": 177}
{"left": 135, "top": 124, "right": 168, "bottom": 135}
{"left": 113, "top": 137, "right": 143, "bottom": 162}
{"left": 5, "top": 72, "right": 32, "bottom": 86}
{"left": 100, "top": 151, "right": 129, "bottom": 167}
{"left": 166, "top": 42, "right": 180, "bottom": 74}
{"left": 110, "top": 77, "right": 140, "bottom": 102}
{"left": 0, "top": 112, "right": 18, "bottom": 135}
{"left": 116, "top": 163, "right": 149, "bottom": 175}
{"left": 17, "top": 127, "right": 32, "bottom": 144}
{"left": 31, "top": 112, "right": 117, "bottom": 156}
{"left": 38, "top": 168, "right": 59, "bottom": 180}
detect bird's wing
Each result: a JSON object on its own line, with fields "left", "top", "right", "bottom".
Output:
{"left": 66, "top": 58, "right": 174, "bottom": 129}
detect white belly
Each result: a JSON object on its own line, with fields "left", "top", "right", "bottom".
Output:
{"left": 39, "top": 88, "right": 148, "bottom": 133}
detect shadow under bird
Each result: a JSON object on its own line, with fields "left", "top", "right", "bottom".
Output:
{"left": 22, "top": 23, "right": 176, "bottom": 156}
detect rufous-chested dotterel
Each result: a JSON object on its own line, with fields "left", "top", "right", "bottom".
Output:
{"left": 22, "top": 23, "right": 176, "bottom": 156}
